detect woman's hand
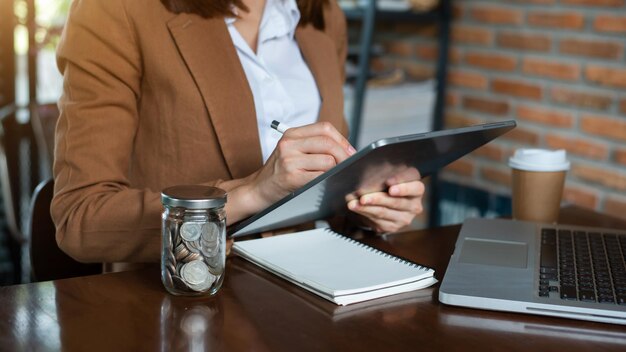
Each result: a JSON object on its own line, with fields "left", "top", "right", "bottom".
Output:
{"left": 347, "top": 169, "right": 425, "bottom": 233}
{"left": 249, "top": 121, "right": 355, "bottom": 211}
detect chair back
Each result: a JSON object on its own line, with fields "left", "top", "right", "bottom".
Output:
{"left": 29, "top": 179, "right": 101, "bottom": 282}
{"left": 0, "top": 105, "right": 41, "bottom": 244}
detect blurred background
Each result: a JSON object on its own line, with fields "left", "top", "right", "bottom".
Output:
{"left": 0, "top": 0, "right": 624, "bottom": 285}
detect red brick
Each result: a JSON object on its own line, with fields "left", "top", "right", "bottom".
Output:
{"left": 446, "top": 92, "right": 459, "bottom": 107}
{"left": 395, "top": 61, "right": 434, "bottom": 80}
{"left": 550, "top": 87, "right": 613, "bottom": 110}
{"left": 615, "top": 149, "right": 626, "bottom": 166}
{"left": 559, "top": 38, "right": 623, "bottom": 59}
{"left": 480, "top": 166, "right": 511, "bottom": 187}
{"left": 561, "top": 0, "right": 625, "bottom": 6}
{"left": 370, "top": 57, "right": 391, "bottom": 72}
{"left": 497, "top": 32, "right": 551, "bottom": 52}
{"left": 448, "top": 70, "right": 488, "bottom": 90}
{"left": 586, "top": 65, "right": 626, "bottom": 89}
{"left": 572, "top": 164, "right": 626, "bottom": 191}
{"left": 415, "top": 45, "right": 462, "bottom": 64}
{"left": 492, "top": 79, "right": 543, "bottom": 100}
{"left": 522, "top": 58, "right": 580, "bottom": 81}
{"left": 473, "top": 144, "right": 506, "bottom": 161}
{"left": 501, "top": 126, "right": 540, "bottom": 145}
{"left": 452, "top": 4, "right": 464, "bottom": 19}
{"left": 527, "top": 11, "right": 585, "bottom": 29}
{"left": 563, "top": 186, "right": 599, "bottom": 209}
{"left": 444, "top": 159, "right": 474, "bottom": 177}
{"left": 471, "top": 6, "right": 524, "bottom": 25}
{"left": 545, "top": 134, "right": 609, "bottom": 160}
{"left": 384, "top": 41, "right": 414, "bottom": 57}
{"left": 393, "top": 23, "right": 438, "bottom": 37}
{"left": 621, "top": 99, "right": 626, "bottom": 114}
{"left": 465, "top": 52, "right": 517, "bottom": 71}
{"left": 581, "top": 114, "right": 626, "bottom": 142}
{"left": 605, "top": 196, "right": 626, "bottom": 221}
{"left": 462, "top": 96, "right": 509, "bottom": 115}
{"left": 452, "top": 25, "right": 493, "bottom": 46}
{"left": 594, "top": 15, "right": 626, "bottom": 33}
{"left": 516, "top": 105, "right": 574, "bottom": 127}
{"left": 511, "top": 0, "right": 556, "bottom": 3}
{"left": 444, "top": 111, "right": 483, "bottom": 129}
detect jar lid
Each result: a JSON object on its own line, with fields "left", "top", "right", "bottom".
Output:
{"left": 161, "top": 185, "right": 227, "bottom": 209}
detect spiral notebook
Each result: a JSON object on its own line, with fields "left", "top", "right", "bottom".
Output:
{"left": 232, "top": 228, "right": 437, "bottom": 305}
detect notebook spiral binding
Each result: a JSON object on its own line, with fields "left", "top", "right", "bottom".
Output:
{"left": 323, "top": 228, "right": 433, "bottom": 272}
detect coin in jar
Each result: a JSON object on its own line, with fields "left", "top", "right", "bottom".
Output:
{"left": 181, "top": 260, "right": 211, "bottom": 285}
{"left": 187, "top": 272, "right": 216, "bottom": 292}
{"left": 201, "top": 223, "right": 219, "bottom": 243}
{"left": 174, "top": 243, "right": 190, "bottom": 261}
{"left": 180, "top": 222, "right": 204, "bottom": 242}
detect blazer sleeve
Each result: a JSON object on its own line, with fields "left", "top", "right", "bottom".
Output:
{"left": 52, "top": 0, "right": 219, "bottom": 263}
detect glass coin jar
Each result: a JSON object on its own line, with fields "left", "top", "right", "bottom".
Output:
{"left": 161, "top": 185, "right": 227, "bottom": 296}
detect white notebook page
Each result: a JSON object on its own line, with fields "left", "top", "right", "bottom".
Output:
{"left": 232, "top": 228, "right": 435, "bottom": 298}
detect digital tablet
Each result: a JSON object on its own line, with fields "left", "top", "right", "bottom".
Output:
{"left": 229, "top": 120, "right": 516, "bottom": 237}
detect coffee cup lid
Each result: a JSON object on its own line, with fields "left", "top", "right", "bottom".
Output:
{"left": 508, "top": 149, "right": 570, "bottom": 172}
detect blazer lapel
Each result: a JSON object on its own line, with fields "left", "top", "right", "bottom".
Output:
{"left": 167, "top": 14, "right": 262, "bottom": 179}
{"left": 295, "top": 25, "right": 345, "bottom": 127}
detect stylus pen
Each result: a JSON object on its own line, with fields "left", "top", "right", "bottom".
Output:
{"left": 271, "top": 120, "right": 291, "bottom": 134}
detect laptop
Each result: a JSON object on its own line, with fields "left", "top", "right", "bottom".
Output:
{"left": 229, "top": 121, "right": 516, "bottom": 237}
{"left": 439, "top": 218, "right": 626, "bottom": 325}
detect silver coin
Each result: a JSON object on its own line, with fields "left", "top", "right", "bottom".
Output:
{"left": 180, "top": 222, "right": 204, "bottom": 242}
{"left": 187, "top": 272, "right": 216, "bottom": 292}
{"left": 181, "top": 260, "right": 210, "bottom": 286}
{"left": 186, "top": 240, "right": 201, "bottom": 254}
{"left": 201, "top": 223, "right": 219, "bottom": 242}
{"left": 200, "top": 241, "right": 219, "bottom": 257}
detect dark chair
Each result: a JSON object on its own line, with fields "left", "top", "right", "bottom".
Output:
{"left": 0, "top": 104, "right": 40, "bottom": 283}
{"left": 29, "top": 179, "right": 101, "bottom": 282}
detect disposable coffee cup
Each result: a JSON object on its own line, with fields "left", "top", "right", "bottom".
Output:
{"left": 509, "top": 149, "right": 570, "bottom": 223}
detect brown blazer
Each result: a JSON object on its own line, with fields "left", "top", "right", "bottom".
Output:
{"left": 52, "top": 0, "right": 348, "bottom": 263}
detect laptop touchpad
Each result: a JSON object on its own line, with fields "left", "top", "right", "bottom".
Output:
{"left": 459, "top": 238, "right": 528, "bottom": 268}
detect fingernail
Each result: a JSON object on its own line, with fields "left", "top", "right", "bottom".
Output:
{"left": 348, "top": 145, "right": 357, "bottom": 155}
{"left": 389, "top": 186, "right": 399, "bottom": 196}
{"left": 348, "top": 201, "right": 358, "bottom": 210}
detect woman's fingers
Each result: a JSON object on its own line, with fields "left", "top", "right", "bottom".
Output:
{"left": 347, "top": 200, "right": 415, "bottom": 232}
{"left": 347, "top": 179, "right": 426, "bottom": 233}
{"left": 285, "top": 121, "right": 355, "bottom": 156}
{"left": 276, "top": 134, "right": 352, "bottom": 164}
{"left": 387, "top": 180, "right": 425, "bottom": 197}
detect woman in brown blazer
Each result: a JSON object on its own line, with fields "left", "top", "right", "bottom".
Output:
{"left": 52, "top": 0, "right": 425, "bottom": 265}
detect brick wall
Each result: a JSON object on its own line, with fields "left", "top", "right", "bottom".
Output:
{"left": 371, "top": 0, "right": 626, "bottom": 220}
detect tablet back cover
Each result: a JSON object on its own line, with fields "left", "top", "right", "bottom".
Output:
{"left": 229, "top": 121, "right": 515, "bottom": 237}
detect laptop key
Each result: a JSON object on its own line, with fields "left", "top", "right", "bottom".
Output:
{"left": 560, "top": 286, "right": 577, "bottom": 300}
{"left": 578, "top": 290, "right": 596, "bottom": 302}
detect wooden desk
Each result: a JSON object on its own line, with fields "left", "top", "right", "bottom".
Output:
{"left": 1, "top": 207, "right": 625, "bottom": 351}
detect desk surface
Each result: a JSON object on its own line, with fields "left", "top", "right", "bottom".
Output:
{"left": 2, "top": 207, "right": 626, "bottom": 351}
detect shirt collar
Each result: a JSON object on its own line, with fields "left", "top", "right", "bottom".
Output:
{"left": 225, "top": 0, "right": 300, "bottom": 40}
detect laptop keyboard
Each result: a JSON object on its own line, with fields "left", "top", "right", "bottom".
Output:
{"left": 539, "top": 228, "right": 626, "bottom": 305}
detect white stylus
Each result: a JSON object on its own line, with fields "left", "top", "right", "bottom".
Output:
{"left": 270, "top": 120, "right": 291, "bottom": 134}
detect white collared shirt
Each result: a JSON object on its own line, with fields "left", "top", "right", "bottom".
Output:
{"left": 226, "top": 0, "right": 321, "bottom": 163}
